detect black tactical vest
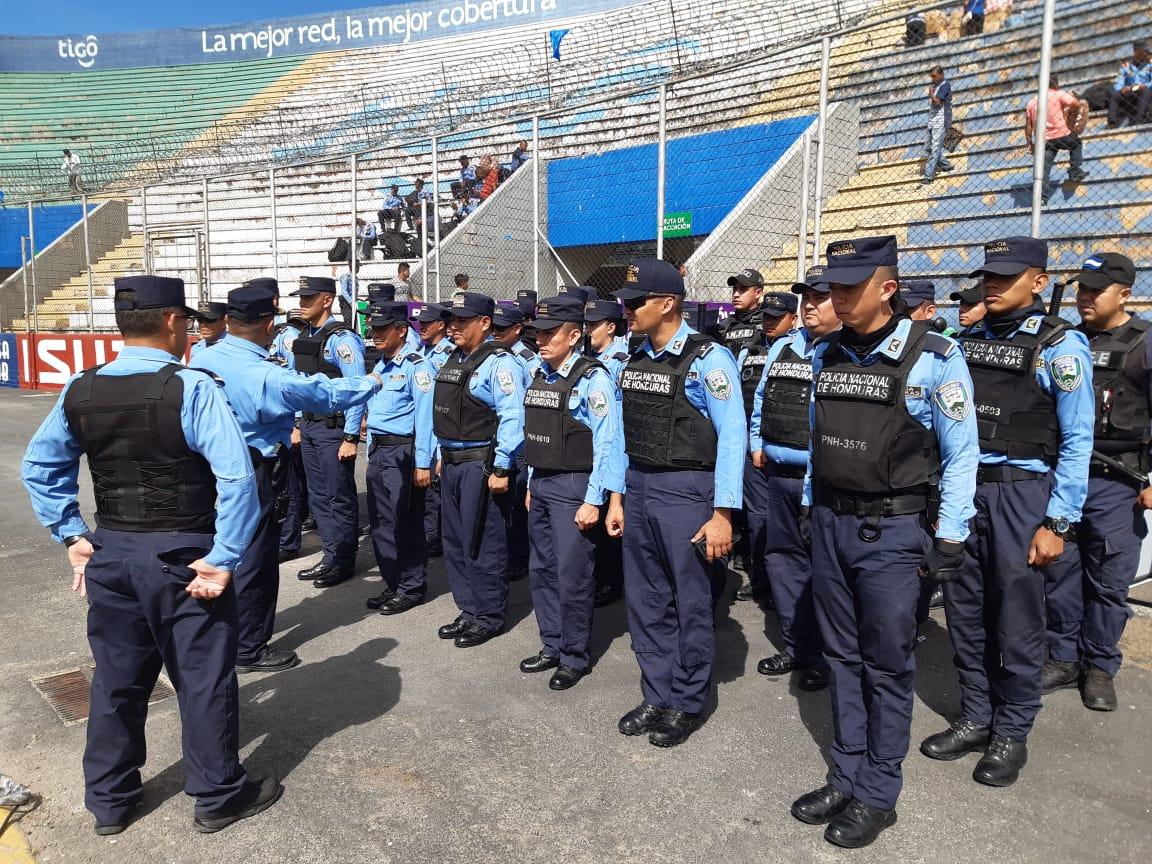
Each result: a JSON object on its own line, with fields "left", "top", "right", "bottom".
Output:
{"left": 620, "top": 333, "right": 718, "bottom": 470}
{"left": 812, "top": 322, "right": 942, "bottom": 496}
{"left": 961, "top": 315, "right": 1069, "bottom": 463}
{"left": 292, "top": 319, "right": 353, "bottom": 379}
{"left": 760, "top": 341, "right": 813, "bottom": 450}
{"left": 62, "top": 364, "right": 217, "bottom": 533}
{"left": 738, "top": 341, "right": 770, "bottom": 423}
{"left": 721, "top": 311, "right": 762, "bottom": 354}
{"left": 1081, "top": 317, "right": 1151, "bottom": 452}
{"left": 433, "top": 341, "right": 504, "bottom": 442}
{"left": 523, "top": 357, "right": 606, "bottom": 472}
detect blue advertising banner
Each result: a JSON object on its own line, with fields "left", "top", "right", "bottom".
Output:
{"left": 0, "top": 0, "right": 640, "bottom": 72}
{"left": 0, "top": 334, "right": 18, "bottom": 388}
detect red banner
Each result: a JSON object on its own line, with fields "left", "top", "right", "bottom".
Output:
{"left": 16, "top": 334, "right": 197, "bottom": 390}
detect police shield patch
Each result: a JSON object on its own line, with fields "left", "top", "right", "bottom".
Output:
{"left": 496, "top": 368, "right": 515, "bottom": 395}
{"left": 704, "top": 369, "right": 733, "bottom": 400}
{"left": 933, "top": 380, "right": 970, "bottom": 421}
{"left": 336, "top": 343, "right": 355, "bottom": 364}
{"left": 588, "top": 389, "right": 609, "bottom": 417}
{"left": 414, "top": 370, "right": 433, "bottom": 392}
{"left": 1050, "top": 355, "right": 1083, "bottom": 392}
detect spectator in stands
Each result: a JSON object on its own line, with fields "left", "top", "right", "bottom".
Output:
{"left": 950, "top": 283, "right": 986, "bottom": 330}
{"left": 903, "top": 12, "right": 926, "bottom": 47}
{"left": 510, "top": 140, "right": 531, "bottom": 173}
{"left": 405, "top": 177, "right": 435, "bottom": 229}
{"left": 924, "top": 66, "right": 955, "bottom": 183}
{"left": 378, "top": 185, "right": 405, "bottom": 233}
{"left": 456, "top": 188, "right": 481, "bottom": 221}
{"left": 61, "top": 149, "right": 84, "bottom": 195}
{"left": 1025, "top": 72, "right": 1089, "bottom": 203}
{"left": 1108, "top": 41, "right": 1152, "bottom": 128}
{"left": 356, "top": 217, "right": 377, "bottom": 261}
{"left": 961, "top": 0, "right": 985, "bottom": 37}
{"left": 478, "top": 155, "right": 500, "bottom": 200}
{"left": 451, "top": 155, "right": 477, "bottom": 200}
{"left": 395, "top": 262, "right": 419, "bottom": 302}
{"left": 454, "top": 273, "right": 470, "bottom": 292}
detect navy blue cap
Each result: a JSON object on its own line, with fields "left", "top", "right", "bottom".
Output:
{"left": 226, "top": 284, "right": 278, "bottom": 322}
{"left": 366, "top": 282, "right": 396, "bottom": 303}
{"left": 791, "top": 265, "right": 831, "bottom": 294}
{"left": 584, "top": 298, "right": 624, "bottom": 323}
{"left": 515, "top": 289, "right": 538, "bottom": 318}
{"left": 112, "top": 275, "right": 198, "bottom": 315}
{"left": 899, "top": 279, "right": 936, "bottom": 306}
{"left": 950, "top": 285, "right": 984, "bottom": 304}
{"left": 558, "top": 284, "right": 596, "bottom": 303}
{"left": 761, "top": 292, "right": 797, "bottom": 316}
{"left": 533, "top": 295, "right": 586, "bottom": 329}
{"left": 492, "top": 302, "right": 525, "bottom": 328}
{"left": 448, "top": 291, "right": 496, "bottom": 319}
{"left": 823, "top": 235, "right": 899, "bottom": 285}
{"left": 368, "top": 302, "right": 410, "bottom": 328}
{"left": 615, "top": 259, "right": 685, "bottom": 300}
{"left": 969, "top": 236, "right": 1048, "bottom": 277}
{"left": 727, "top": 268, "right": 765, "bottom": 289}
{"left": 196, "top": 301, "right": 228, "bottom": 321}
{"left": 241, "top": 277, "right": 279, "bottom": 296}
{"left": 412, "top": 302, "right": 452, "bottom": 323}
{"left": 290, "top": 276, "right": 337, "bottom": 297}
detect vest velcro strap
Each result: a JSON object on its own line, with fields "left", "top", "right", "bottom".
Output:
{"left": 975, "top": 465, "right": 1047, "bottom": 484}
{"left": 815, "top": 489, "right": 928, "bottom": 517}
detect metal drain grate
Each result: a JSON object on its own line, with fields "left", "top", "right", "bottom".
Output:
{"left": 30, "top": 667, "right": 176, "bottom": 725}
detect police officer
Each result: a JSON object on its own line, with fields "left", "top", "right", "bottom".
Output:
{"left": 921, "top": 237, "right": 1093, "bottom": 787}
{"left": 269, "top": 307, "right": 312, "bottom": 559}
{"left": 950, "top": 283, "right": 987, "bottom": 331}
{"left": 607, "top": 259, "right": 745, "bottom": 747}
{"left": 413, "top": 301, "right": 454, "bottom": 557}
{"left": 749, "top": 268, "right": 837, "bottom": 690}
{"left": 189, "top": 301, "right": 227, "bottom": 360}
{"left": 21, "top": 275, "right": 282, "bottom": 835}
{"left": 289, "top": 276, "right": 368, "bottom": 589}
{"left": 1043, "top": 252, "right": 1148, "bottom": 711}
{"left": 434, "top": 292, "right": 526, "bottom": 647}
{"left": 519, "top": 295, "right": 626, "bottom": 689}
{"left": 791, "top": 237, "right": 977, "bottom": 848}
{"left": 720, "top": 267, "right": 765, "bottom": 355}
{"left": 195, "top": 281, "right": 384, "bottom": 673}
{"left": 362, "top": 302, "right": 437, "bottom": 615}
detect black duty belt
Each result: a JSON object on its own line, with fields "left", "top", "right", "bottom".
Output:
{"left": 371, "top": 433, "right": 414, "bottom": 449}
{"left": 976, "top": 465, "right": 1047, "bottom": 484}
{"left": 766, "top": 462, "right": 807, "bottom": 480}
{"left": 815, "top": 490, "right": 929, "bottom": 517}
{"left": 440, "top": 445, "right": 489, "bottom": 465}
{"left": 301, "top": 411, "right": 346, "bottom": 426}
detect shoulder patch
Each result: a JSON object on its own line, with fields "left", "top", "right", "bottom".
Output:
{"left": 336, "top": 343, "right": 355, "bottom": 364}
{"left": 1019, "top": 315, "right": 1044, "bottom": 335}
{"left": 496, "top": 368, "right": 516, "bottom": 395}
{"left": 187, "top": 367, "right": 226, "bottom": 388}
{"left": 696, "top": 341, "right": 716, "bottom": 358}
{"left": 414, "top": 370, "right": 433, "bottom": 392}
{"left": 933, "top": 380, "right": 971, "bottom": 420}
{"left": 588, "top": 389, "right": 610, "bottom": 417}
{"left": 406, "top": 352, "right": 424, "bottom": 363}
{"left": 1050, "top": 354, "right": 1084, "bottom": 392}
{"left": 703, "top": 368, "right": 733, "bottom": 400}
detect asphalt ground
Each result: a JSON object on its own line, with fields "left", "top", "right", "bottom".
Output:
{"left": 1, "top": 386, "right": 1150, "bottom": 864}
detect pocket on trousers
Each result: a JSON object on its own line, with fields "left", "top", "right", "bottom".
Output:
{"left": 679, "top": 598, "right": 716, "bottom": 667}
{"left": 157, "top": 546, "right": 210, "bottom": 584}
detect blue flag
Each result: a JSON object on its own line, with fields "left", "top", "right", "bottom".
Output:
{"left": 549, "top": 29, "right": 570, "bottom": 60}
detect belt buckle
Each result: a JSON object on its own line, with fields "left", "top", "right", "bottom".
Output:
{"left": 858, "top": 518, "right": 882, "bottom": 543}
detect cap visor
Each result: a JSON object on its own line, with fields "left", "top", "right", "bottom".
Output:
{"left": 182, "top": 305, "right": 207, "bottom": 319}
{"left": 821, "top": 264, "right": 877, "bottom": 286}
{"left": 449, "top": 310, "right": 481, "bottom": 319}
{"left": 1071, "top": 270, "right": 1116, "bottom": 290}
{"left": 761, "top": 309, "right": 789, "bottom": 317}
{"left": 613, "top": 287, "right": 649, "bottom": 300}
{"left": 968, "top": 261, "right": 1029, "bottom": 278}
{"left": 791, "top": 282, "right": 831, "bottom": 294}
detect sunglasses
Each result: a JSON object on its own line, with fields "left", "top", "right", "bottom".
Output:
{"left": 622, "top": 293, "right": 674, "bottom": 311}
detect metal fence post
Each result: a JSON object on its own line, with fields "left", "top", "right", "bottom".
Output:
{"left": 656, "top": 83, "right": 668, "bottom": 260}
{"left": 532, "top": 115, "right": 541, "bottom": 294}
{"left": 1030, "top": 0, "right": 1057, "bottom": 237}
{"left": 82, "top": 194, "right": 94, "bottom": 332}
{"left": 812, "top": 36, "right": 831, "bottom": 257}
{"left": 270, "top": 168, "right": 280, "bottom": 284}
{"left": 421, "top": 198, "right": 429, "bottom": 300}
{"left": 432, "top": 135, "right": 441, "bottom": 303}
{"left": 796, "top": 132, "right": 812, "bottom": 281}
{"left": 27, "top": 201, "right": 37, "bottom": 331}
{"left": 350, "top": 155, "right": 359, "bottom": 323}
{"left": 201, "top": 177, "right": 211, "bottom": 302}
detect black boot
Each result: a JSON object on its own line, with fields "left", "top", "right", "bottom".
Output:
{"left": 920, "top": 719, "right": 990, "bottom": 761}
{"left": 1041, "top": 659, "right": 1080, "bottom": 693}
{"left": 972, "top": 735, "right": 1027, "bottom": 787}
{"left": 1081, "top": 665, "right": 1117, "bottom": 711}
{"left": 790, "top": 784, "right": 849, "bottom": 825}
{"left": 824, "top": 799, "right": 897, "bottom": 848}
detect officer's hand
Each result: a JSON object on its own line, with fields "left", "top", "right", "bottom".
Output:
{"left": 338, "top": 441, "right": 358, "bottom": 461}
{"left": 291, "top": 427, "right": 301, "bottom": 447}
{"left": 574, "top": 503, "right": 600, "bottom": 531}
{"left": 751, "top": 450, "right": 765, "bottom": 470}
{"left": 1028, "top": 526, "right": 1065, "bottom": 567}
{"left": 488, "top": 473, "right": 510, "bottom": 495}
{"left": 798, "top": 505, "right": 812, "bottom": 550}
{"left": 186, "top": 559, "right": 232, "bottom": 600}
{"left": 67, "top": 536, "right": 94, "bottom": 597}
{"left": 919, "top": 538, "right": 966, "bottom": 583}
{"left": 435, "top": 459, "right": 442, "bottom": 478}
{"left": 524, "top": 490, "right": 531, "bottom": 512}
{"left": 413, "top": 467, "right": 431, "bottom": 489}
{"left": 692, "top": 509, "right": 733, "bottom": 562}
{"left": 605, "top": 499, "right": 625, "bottom": 537}
{"left": 368, "top": 372, "right": 384, "bottom": 389}
{"left": 1138, "top": 487, "right": 1152, "bottom": 510}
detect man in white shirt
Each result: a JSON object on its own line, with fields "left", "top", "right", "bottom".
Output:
{"left": 61, "top": 149, "right": 84, "bottom": 194}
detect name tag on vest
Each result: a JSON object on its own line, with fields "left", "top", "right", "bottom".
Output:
{"left": 1091, "top": 350, "right": 1119, "bottom": 369}
{"left": 726, "top": 327, "right": 756, "bottom": 342}
{"left": 436, "top": 365, "right": 467, "bottom": 384}
{"left": 961, "top": 340, "right": 1030, "bottom": 371}
{"left": 768, "top": 360, "right": 812, "bottom": 381}
{"left": 524, "top": 388, "right": 563, "bottom": 409}
{"left": 621, "top": 368, "right": 674, "bottom": 396}
{"left": 815, "top": 370, "right": 893, "bottom": 402}
{"left": 741, "top": 356, "right": 768, "bottom": 380}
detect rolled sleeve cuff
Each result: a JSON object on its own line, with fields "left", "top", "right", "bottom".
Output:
{"left": 52, "top": 515, "right": 90, "bottom": 544}
{"left": 935, "top": 519, "right": 970, "bottom": 544}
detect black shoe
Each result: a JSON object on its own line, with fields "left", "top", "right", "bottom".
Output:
{"left": 379, "top": 593, "right": 423, "bottom": 616}
{"left": 193, "top": 776, "right": 284, "bottom": 834}
{"left": 757, "top": 652, "right": 796, "bottom": 676}
{"left": 798, "top": 666, "right": 829, "bottom": 691}
{"left": 648, "top": 709, "right": 701, "bottom": 747}
{"left": 507, "top": 565, "right": 528, "bottom": 582}
{"left": 438, "top": 616, "right": 469, "bottom": 639}
{"left": 301, "top": 515, "right": 316, "bottom": 531}
{"left": 824, "top": 799, "right": 897, "bottom": 849}
{"left": 519, "top": 650, "right": 560, "bottom": 673}
{"left": 618, "top": 702, "right": 665, "bottom": 736}
{"left": 425, "top": 539, "right": 443, "bottom": 558}
{"left": 366, "top": 587, "right": 397, "bottom": 610}
{"left": 735, "top": 582, "right": 755, "bottom": 601}
{"left": 790, "top": 784, "right": 850, "bottom": 825}
{"left": 236, "top": 648, "right": 300, "bottom": 674}
{"left": 928, "top": 585, "right": 944, "bottom": 609}
{"left": 454, "top": 624, "right": 497, "bottom": 648}
{"left": 549, "top": 665, "right": 584, "bottom": 690}
{"left": 1067, "top": 168, "right": 1088, "bottom": 182}
{"left": 973, "top": 735, "right": 1027, "bottom": 787}
{"left": 1081, "top": 665, "right": 1117, "bottom": 712}
{"left": 278, "top": 548, "right": 301, "bottom": 563}
{"left": 312, "top": 567, "right": 354, "bottom": 589}
{"left": 1041, "top": 659, "right": 1080, "bottom": 693}
{"left": 920, "top": 719, "right": 991, "bottom": 761}
{"left": 94, "top": 802, "right": 141, "bottom": 836}
{"left": 296, "top": 561, "right": 328, "bottom": 581}
{"left": 593, "top": 584, "right": 622, "bottom": 608}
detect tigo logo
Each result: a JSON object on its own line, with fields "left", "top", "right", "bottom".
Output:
{"left": 58, "top": 35, "right": 98, "bottom": 68}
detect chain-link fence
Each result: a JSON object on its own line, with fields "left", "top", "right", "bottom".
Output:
{"left": 4, "top": 0, "right": 1150, "bottom": 333}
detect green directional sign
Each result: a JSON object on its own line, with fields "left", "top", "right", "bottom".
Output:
{"left": 663, "top": 211, "right": 693, "bottom": 238}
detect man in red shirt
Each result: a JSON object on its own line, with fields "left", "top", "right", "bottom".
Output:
{"left": 1025, "top": 73, "right": 1089, "bottom": 204}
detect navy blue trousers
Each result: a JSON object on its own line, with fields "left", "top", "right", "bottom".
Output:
{"left": 528, "top": 471, "right": 597, "bottom": 671}
{"left": 1045, "top": 475, "right": 1143, "bottom": 676}
{"left": 424, "top": 475, "right": 442, "bottom": 543}
{"left": 441, "top": 459, "right": 512, "bottom": 632}
{"left": 945, "top": 476, "right": 1050, "bottom": 740}
{"left": 233, "top": 456, "right": 280, "bottom": 664}
{"left": 83, "top": 529, "right": 248, "bottom": 824}
{"left": 811, "top": 507, "right": 926, "bottom": 811}
{"left": 365, "top": 442, "right": 428, "bottom": 599}
{"left": 508, "top": 452, "right": 530, "bottom": 571}
{"left": 763, "top": 465, "right": 821, "bottom": 665}
{"left": 623, "top": 466, "right": 721, "bottom": 714}
{"left": 742, "top": 455, "right": 771, "bottom": 592}
{"left": 277, "top": 442, "right": 308, "bottom": 553}
{"left": 299, "top": 419, "right": 359, "bottom": 569}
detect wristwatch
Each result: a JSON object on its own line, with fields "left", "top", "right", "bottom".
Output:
{"left": 491, "top": 466, "right": 511, "bottom": 479}
{"left": 1041, "top": 516, "right": 1072, "bottom": 539}
{"left": 64, "top": 531, "right": 95, "bottom": 548}
{"left": 342, "top": 433, "right": 360, "bottom": 444}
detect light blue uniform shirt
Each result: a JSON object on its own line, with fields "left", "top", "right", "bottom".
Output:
{"left": 189, "top": 337, "right": 222, "bottom": 361}
{"left": 749, "top": 327, "right": 817, "bottom": 468}
{"left": 631, "top": 320, "right": 746, "bottom": 509}
{"left": 270, "top": 321, "right": 302, "bottom": 369}
{"left": 422, "top": 337, "right": 453, "bottom": 372}
{"left": 596, "top": 341, "right": 631, "bottom": 384}
{"left": 301, "top": 321, "right": 368, "bottom": 437}
{"left": 436, "top": 338, "right": 525, "bottom": 470}
{"left": 367, "top": 350, "right": 437, "bottom": 468}
{"left": 508, "top": 339, "right": 541, "bottom": 385}
{"left": 531, "top": 352, "right": 626, "bottom": 505}
{"left": 402, "top": 325, "right": 422, "bottom": 355}
{"left": 195, "top": 334, "right": 381, "bottom": 457}
{"left": 21, "top": 346, "right": 259, "bottom": 570}
{"left": 801, "top": 317, "right": 980, "bottom": 543}
{"left": 337, "top": 274, "right": 356, "bottom": 311}
{"left": 961, "top": 314, "right": 1093, "bottom": 522}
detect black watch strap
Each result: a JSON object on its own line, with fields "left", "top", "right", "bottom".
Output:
{"left": 342, "top": 433, "right": 360, "bottom": 444}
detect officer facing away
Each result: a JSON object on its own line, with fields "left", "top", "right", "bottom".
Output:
{"left": 189, "top": 301, "right": 227, "bottom": 360}
{"left": 1043, "top": 252, "right": 1149, "bottom": 710}
{"left": 269, "top": 307, "right": 311, "bottom": 560}
{"left": 412, "top": 302, "right": 454, "bottom": 560}
{"left": 21, "top": 275, "right": 282, "bottom": 835}
{"left": 791, "top": 237, "right": 978, "bottom": 849}
{"left": 607, "top": 259, "right": 746, "bottom": 748}
{"left": 922, "top": 237, "right": 1093, "bottom": 787}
